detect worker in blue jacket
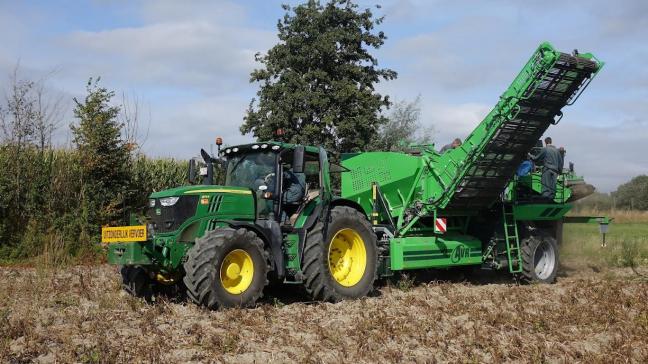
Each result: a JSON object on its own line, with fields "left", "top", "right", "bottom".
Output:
{"left": 530, "top": 137, "right": 564, "bottom": 201}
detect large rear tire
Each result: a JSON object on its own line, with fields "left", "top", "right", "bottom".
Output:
{"left": 520, "top": 230, "right": 559, "bottom": 284}
{"left": 183, "top": 228, "right": 271, "bottom": 309}
{"left": 302, "top": 206, "right": 378, "bottom": 302}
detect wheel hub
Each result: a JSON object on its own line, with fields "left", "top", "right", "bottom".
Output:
{"left": 328, "top": 228, "right": 367, "bottom": 287}
{"left": 220, "top": 249, "right": 254, "bottom": 294}
{"left": 533, "top": 240, "right": 556, "bottom": 280}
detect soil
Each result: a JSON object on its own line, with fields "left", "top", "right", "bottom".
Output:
{"left": 0, "top": 263, "right": 646, "bottom": 363}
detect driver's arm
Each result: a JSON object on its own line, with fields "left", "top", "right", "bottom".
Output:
{"left": 283, "top": 171, "right": 306, "bottom": 203}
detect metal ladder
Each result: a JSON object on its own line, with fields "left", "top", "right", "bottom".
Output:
{"left": 502, "top": 204, "right": 522, "bottom": 273}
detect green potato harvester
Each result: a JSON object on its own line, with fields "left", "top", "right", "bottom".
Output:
{"left": 104, "top": 42, "right": 609, "bottom": 308}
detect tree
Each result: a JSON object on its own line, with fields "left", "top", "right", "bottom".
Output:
{"left": 612, "top": 175, "right": 648, "bottom": 211}
{"left": 0, "top": 65, "right": 64, "bottom": 254}
{"left": 372, "top": 96, "right": 434, "bottom": 151}
{"left": 242, "top": 0, "right": 397, "bottom": 152}
{"left": 71, "top": 78, "right": 130, "bottom": 228}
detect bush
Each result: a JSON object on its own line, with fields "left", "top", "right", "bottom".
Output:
{"left": 0, "top": 146, "right": 187, "bottom": 262}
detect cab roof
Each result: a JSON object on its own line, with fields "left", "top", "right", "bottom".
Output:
{"left": 220, "top": 141, "right": 321, "bottom": 156}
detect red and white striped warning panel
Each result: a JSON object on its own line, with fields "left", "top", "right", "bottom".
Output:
{"left": 434, "top": 218, "right": 447, "bottom": 233}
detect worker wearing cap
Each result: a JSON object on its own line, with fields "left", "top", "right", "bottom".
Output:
{"left": 530, "top": 137, "right": 564, "bottom": 201}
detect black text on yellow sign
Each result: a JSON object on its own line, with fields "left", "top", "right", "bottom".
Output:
{"left": 101, "top": 225, "right": 147, "bottom": 243}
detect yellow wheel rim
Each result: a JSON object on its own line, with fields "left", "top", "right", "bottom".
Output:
{"left": 328, "top": 228, "right": 367, "bottom": 287}
{"left": 219, "top": 249, "right": 254, "bottom": 294}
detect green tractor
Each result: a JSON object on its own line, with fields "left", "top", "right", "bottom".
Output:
{"left": 104, "top": 42, "right": 610, "bottom": 308}
{"left": 107, "top": 142, "right": 377, "bottom": 307}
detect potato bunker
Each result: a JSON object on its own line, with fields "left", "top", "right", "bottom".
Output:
{"left": 104, "top": 42, "right": 610, "bottom": 308}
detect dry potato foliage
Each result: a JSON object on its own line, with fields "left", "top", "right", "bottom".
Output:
{"left": 0, "top": 265, "right": 646, "bottom": 363}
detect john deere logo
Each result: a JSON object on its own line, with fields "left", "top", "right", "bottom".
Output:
{"left": 155, "top": 208, "right": 162, "bottom": 215}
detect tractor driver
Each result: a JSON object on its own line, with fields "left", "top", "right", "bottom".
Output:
{"left": 529, "top": 137, "right": 564, "bottom": 201}
{"left": 263, "top": 165, "right": 306, "bottom": 222}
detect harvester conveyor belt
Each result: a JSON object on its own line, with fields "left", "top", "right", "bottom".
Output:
{"left": 442, "top": 46, "right": 600, "bottom": 211}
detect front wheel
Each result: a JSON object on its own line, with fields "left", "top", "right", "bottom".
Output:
{"left": 302, "top": 206, "right": 378, "bottom": 302}
{"left": 520, "top": 230, "right": 559, "bottom": 283}
{"left": 120, "top": 265, "right": 153, "bottom": 301}
{"left": 183, "top": 228, "right": 271, "bottom": 309}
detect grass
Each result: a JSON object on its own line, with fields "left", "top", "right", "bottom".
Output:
{"left": 561, "top": 221, "right": 648, "bottom": 272}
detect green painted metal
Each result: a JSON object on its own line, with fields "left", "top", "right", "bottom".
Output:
{"left": 284, "top": 233, "right": 301, "bottom": 277}
{"left": 513, "top": 203, "right": 572, "bottom": 221}
{"left": 563, "top": 216, "right": 612, "bottom": 224}
{"left": 516, "top": 173, "right": 572, "bottom": 203}
{"left": 107, "top": 242, "right": 152, "bottom": 265}
{"left": 390, "top": 235, "right": 482, "bottom": 270}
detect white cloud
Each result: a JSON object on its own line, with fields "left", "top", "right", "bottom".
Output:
{"left": 63, "top": 20, "right": 274, "bottom": 92}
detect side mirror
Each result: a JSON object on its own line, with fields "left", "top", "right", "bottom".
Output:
{"left": 292, "top": 145, "right": 305, "bottom": 174}
{"left": 188, "top": 159, "right": 197, "bottom": 184}
{"left": 200, "top": 148, "right": 212, "bottom": 164}
{"left": 200, "top": 148, "right": 214, "bottom": 185}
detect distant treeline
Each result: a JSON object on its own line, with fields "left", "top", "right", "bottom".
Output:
{"left": 572, "top": 175, "right": 648, "bottom": 212}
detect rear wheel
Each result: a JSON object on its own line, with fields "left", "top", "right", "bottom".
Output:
{"left": 302, "top": 206, "right": 378, "bottom": 302}
{"left": 183, "top": 228, "right": 271, "bottom": 309}
{"left": 520, "top": 230, "right": 559, "bottom": 283}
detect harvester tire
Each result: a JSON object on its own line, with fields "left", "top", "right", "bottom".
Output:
{"left": 520, "top": 230, "right": 559, "bottom": 284}
{"left": 120, "top": 265, "right": 153, "bottom": 302}
{"left": 302, "top": 206, "right": 378, "bottom": 302}
{"left": 183, "top": 228, "right": 271, "bottom": 309}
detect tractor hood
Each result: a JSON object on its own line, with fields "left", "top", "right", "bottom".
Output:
{"left": 150, "top": 185, "right": 253, "bottom": 199}
{"left": 147, "top": 185, "right": 256, "bottom": 235}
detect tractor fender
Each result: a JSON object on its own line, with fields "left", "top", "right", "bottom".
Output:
{"left": 223, "top": 220, "right": 285, "bottom": 280}
{"left": 329, "top": 198, "right": 366, "bottom": 216}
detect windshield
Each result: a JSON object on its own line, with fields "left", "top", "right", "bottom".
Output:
{"left": 224, "top": 151, "right": 276, "bottom": 190}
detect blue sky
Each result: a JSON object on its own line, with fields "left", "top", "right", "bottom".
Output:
{"left": 0, "top": 0, "right": 646, "bottom": 191}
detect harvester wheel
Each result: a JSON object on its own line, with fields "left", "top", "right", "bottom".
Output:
{"left": 520, "top": 230, "right": 559, "bottom": 284}
{"left": 302, "top": 206, "right": 378, "bottom": 302}
{"left": 120, "top": 265, "right": 153, "bottom": 301}
{"left": 183, "top": 228, "right": 270, "bottom": 309}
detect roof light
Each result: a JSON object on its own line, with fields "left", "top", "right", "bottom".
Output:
{"left": 252, "top": 145, "right": 259, "bottom": 150}
{"left": 272, "top": 145, "right": 280, "bottom": 150}
{"left": 225, "top": 149, "right": 231, "bottom": 154}
{"left": 261, "top": 144, "right": 268, "bottom": 149}
{"left": 233, "top": 147, "right": 239, "bottom": 152}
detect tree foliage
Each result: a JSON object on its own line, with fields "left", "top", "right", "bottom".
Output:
{"left": 612, "top": 175, "right": 648, "bottom": 210}
{"left": 372, "top": 96, "right": 434, "bottom": 151}
{"left": 71, "top": 78, "right": 131, "bottom": 228}
{"left": 242, "top": 0, "right": 397, "bottom": 152}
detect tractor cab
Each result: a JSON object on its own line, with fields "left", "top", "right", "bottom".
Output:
{"left": 198, "top": 141, "right": 331, "bottom": 225}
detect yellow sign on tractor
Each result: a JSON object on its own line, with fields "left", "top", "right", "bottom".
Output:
{"left": 101, "top": 225, "right": 147, "bottom": 243}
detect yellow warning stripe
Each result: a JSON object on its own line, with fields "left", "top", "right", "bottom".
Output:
{"left": 184, "top": 189, "right": 252, "bottom": 195}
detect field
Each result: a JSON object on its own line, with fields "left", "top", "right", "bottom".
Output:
{"left": 1, "top": 222, "right": 647, "bottom": 363}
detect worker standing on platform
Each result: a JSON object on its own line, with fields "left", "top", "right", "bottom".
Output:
{"left": 530, "top": 137, "right": 564, "bottom": 201}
